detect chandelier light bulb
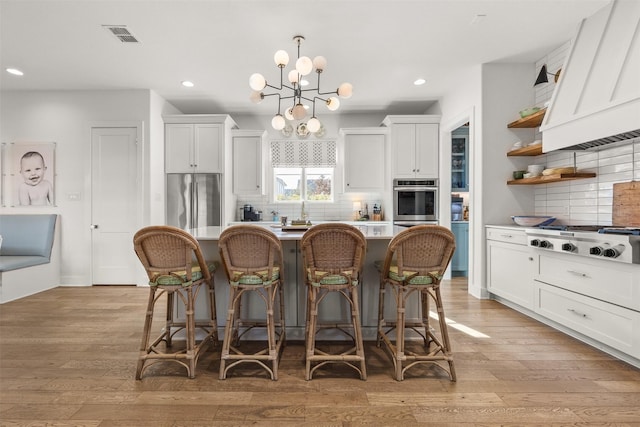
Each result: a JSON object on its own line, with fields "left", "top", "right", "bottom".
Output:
{"left": 326, "top": 97, "right": 340, "bottom": 111}
{"left": 296, "top": 56, "right": 313, "bottom": 76}
{"left": 249, "top": 73, "right": 266, "bottom": 91}
{"left": 312, "top": 56, "right": 327, "bottom": 72}
{"left": 307, "top": 117, "right": 321, "bottom": 133}
{"left": 249, "top": 91, "right": 263, "bottom": 104}
{"left": 288, "top": 70, "right": 299, "bottom": 84}
{"left": 271, "top": 114, "right": 286, "bottom": 130}
{"left": 274, "top": 50, "right": 289, "bottom": 67}
{"left": 338, "top": 82, "right": 353, "bottom": 98}
{"left": 292, "top": 103, "right": 307, "bottom": 120}
{"left": 284, "top": 107, "right": 295, "bottom": 121}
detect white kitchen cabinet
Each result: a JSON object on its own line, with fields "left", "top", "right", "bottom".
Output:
{"left": 341, "top": 128, "right": 388, "bottom": 193}
{"left": 232, "top": 130, "right": 266, "bottom": 195}
{"left": 382, "top": 116, "right": 440, "bottom": 179}
{"left": 486, "top": 226, "right": 536, "bottom": 309}
{"left": 534, "top": 251, "right": 640, "bottom": 360}
{"left": 165, "top": 123, "right": 223, "bottom": 173}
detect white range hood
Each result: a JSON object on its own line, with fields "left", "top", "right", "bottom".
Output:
{"left": 541, "top": 0, "right": 640, "bottom": 152}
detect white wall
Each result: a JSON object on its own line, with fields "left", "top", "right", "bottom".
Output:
{"left": 0, "top": 89, "right": 180, "bottom": 284}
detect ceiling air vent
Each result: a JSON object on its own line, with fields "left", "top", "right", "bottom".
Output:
{"left": 103, "top": 25, "right": 139, "bottom": 43}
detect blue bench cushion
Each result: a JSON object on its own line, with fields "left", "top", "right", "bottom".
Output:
{"left": 0, "top": 215, "right": 57, "bottom": 258}
{"left": 0, "top": 255, "right": 50, "bottom": 272}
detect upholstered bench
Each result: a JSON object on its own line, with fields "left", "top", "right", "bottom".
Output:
{"left": 0, "top": 214, "right": 60, "bottom": 303}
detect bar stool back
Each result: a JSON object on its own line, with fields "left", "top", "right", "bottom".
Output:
{"left": 376, "top": 225, "right": 456, "bottom": 381}
{"left": 218, "top": 225, "right": 285, "bottom": 380}
{"left": 300, "top": 223, "right": 367, "bottom": 380}
{"left": 133, "top": 225, "right": 217, "bottom": 379}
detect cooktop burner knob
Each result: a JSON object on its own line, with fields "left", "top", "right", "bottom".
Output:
{"left": 561, "top": 242, "right": 577, "bottom": 252}
{"left": 539, "top": 240, "right": 552, "bottom": 249}
{"left": 589, "top": 246, "right": 604, "bottom": 256}
{"left": 603, "top": 245, "right": 624, "bottom": 258}
{"left": 530, "top": 239, "right": 540, "bottom": 247}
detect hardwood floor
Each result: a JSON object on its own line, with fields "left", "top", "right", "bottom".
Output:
{"left": 1, "top": 278, "right": 639, "bottom": 426}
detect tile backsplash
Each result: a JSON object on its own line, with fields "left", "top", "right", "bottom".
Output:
{"left": 533, "top": 139, "right": 640, "bottom": 225}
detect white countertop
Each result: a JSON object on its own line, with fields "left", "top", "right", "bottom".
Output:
{"left": 189, "top": 221, "right": 405, "bottom": 241}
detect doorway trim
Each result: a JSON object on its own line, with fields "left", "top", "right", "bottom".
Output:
{"left": 441, "top": 107, "right": 475, "bottom": 289}
{"left": 86, "top": 121, "right": 145, "bottom": 285}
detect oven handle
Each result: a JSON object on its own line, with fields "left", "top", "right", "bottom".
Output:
{"left": 394, "top": 186, "right": 438, "bottom": 191}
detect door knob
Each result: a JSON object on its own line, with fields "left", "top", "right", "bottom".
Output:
{"left": 90, "top": 224, "right": 99, "bottom": 229}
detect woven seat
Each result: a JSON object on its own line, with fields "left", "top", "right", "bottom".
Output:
{"left": 132, "top": 225, "right": 217, "bottom": 379}
{"left": 218, "top": 225, "right": 286, "bottom": 380}
{"left": 300, "top": 223, "right": 367, "bottom": 380}
{"left": 376, "top": 225, "right": 456, "bottom": 381}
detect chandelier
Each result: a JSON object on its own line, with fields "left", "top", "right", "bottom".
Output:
{"left": 249, "top": 35, "right": 353, "bottom": 132}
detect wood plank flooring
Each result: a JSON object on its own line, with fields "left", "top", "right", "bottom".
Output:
{"left": 1, "top": 278, "right": 640, "bottom": 426}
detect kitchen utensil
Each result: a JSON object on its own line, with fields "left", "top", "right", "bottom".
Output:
{"left": 527, "top": 164, "right": 545, "bottom": 176}
{"left": 613, "top": 181, "right": 640, "bottom": 227}
{"left": 511, "top": 215, "right": 556, "bottom": 227}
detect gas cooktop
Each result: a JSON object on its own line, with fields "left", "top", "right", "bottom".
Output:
{"left": 538, "top": 225, "right": 640, "bottom": 235}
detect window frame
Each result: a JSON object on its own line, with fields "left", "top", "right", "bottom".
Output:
{"left": 273, "top": 166, "right": 335, "bottom": 203}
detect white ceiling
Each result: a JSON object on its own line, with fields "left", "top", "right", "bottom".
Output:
{"left": 0, "top": 0, "right": 610, "bottom": 117}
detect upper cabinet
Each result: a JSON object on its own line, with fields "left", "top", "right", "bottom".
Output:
{"left": 382, "top": 115, "right": 440, "bottom": 179}
{"left": 232, "top": 129, "right": 266, "bottom": 195}
{"left": 164, "top": 115, "right": 237, "bottom": 173}
{"left": 341, "top": 128, "right": 388, "bottom": 193}
{"left": 452, "top": 132, "right": 468, "bottom": 191}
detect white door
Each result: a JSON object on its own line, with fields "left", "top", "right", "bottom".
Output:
{"left": 91, "top": 127, "right": 139, "bottom": 284}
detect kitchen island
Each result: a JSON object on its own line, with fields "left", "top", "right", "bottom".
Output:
{"left": 189, "top": 222, "right": 410, "bottom": 340}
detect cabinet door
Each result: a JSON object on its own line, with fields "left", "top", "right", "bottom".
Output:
{"left": 165, "top": 124, "right": 194, "bottom": 173}
{"left": 451, "top": 222, "right": 468, "bottom": 273}
{"left": 487, "top": 240, "right": 535, "bottom": 309}
{"left": 392, "top": 124, "right": 417, "bottom": 178}
{"left": 452, "top": 136, "right": 468, "bottom": 191}
{"left": 193, "top": 124, "right": 222, "bottom": 173}
{"left": 344, "top": 133, "right": 385, "bottom": 192}
{"left": 233, "top": 134, "right": 263, "bottom": 195}
{"left": 415, "top": 123, "right": 438, "bottom": 178}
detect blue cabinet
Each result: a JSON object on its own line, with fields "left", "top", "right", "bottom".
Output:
{"left": 451, "top": 222, "right": 468, "bottom": 276}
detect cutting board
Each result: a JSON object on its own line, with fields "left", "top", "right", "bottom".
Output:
{"left": 613, "top": 181, "right": 640, "bottom": 226}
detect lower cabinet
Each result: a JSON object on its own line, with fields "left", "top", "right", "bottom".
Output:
{"left": 451, "top": 222, "right": 468, "bottom": 276}
{"left": 486, "top": 225, "right": 640, "bottom": 367}
{"left": 486, "top": 227, "right": 535, "bottom": 309}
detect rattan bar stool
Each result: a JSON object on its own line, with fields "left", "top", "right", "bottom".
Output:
{"left": 300, "top": 223, "right": 367, "bottom": 380}
{"left": 218, "top": 225, "right": 286, "bottom": 380}
{"left": 132, "top": 225, "right": 217, "bottom": 379}
{"left": 376, "top": 225, "right": 456, "bottom": 381}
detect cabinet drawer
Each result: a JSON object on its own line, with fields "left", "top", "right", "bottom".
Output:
{"left": 486, "top": 227, "right": 528, "bottom": 245}
{"left": 535, "top": 282, "right": 640, "bottom": 359}
{"left": 538, "top": 253, "right": 640, "bottom": 311}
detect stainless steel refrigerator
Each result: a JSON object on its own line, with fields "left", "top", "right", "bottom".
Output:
{"left": 166, "top": 173, "right": 222, "bottom": 229}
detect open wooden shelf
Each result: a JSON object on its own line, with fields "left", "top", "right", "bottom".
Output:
{"left": 507, "top": 108, "right": 546, "bottom": 128}
{"left": 507, "top": 144, "right": 543, "bottom": 157}
{"left": 507, "top": 172, "right": 596, "bottom": 185}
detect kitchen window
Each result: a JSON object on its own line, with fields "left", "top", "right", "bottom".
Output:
{"left": 274, "top": 167, "right": 333, "bottom": 202}
{"left": 271, "top": 140, "right": 336, "bottom": 202}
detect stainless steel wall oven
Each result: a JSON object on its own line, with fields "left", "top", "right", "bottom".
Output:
{"left": 393, "top": 178, "right": 438, "bottom": 226}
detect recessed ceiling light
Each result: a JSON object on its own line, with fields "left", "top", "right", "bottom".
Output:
{"left": 181, "top": 81, "right": 194, "bottom": 88}
{"left": 6, "top": 68, "right": 24, "bottom": 76}
{"left": 414, "top": 78, "right": 426, "bottom": 86}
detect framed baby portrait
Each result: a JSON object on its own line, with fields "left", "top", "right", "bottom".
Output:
{"left": 10, "top": 141, "right": 56, "bottom": 207}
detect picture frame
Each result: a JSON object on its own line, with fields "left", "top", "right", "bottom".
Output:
{"left": 10, "top": 141, "right": 56, "bottom": 207}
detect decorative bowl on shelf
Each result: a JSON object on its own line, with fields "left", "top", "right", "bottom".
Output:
{"left": 519, "top": 107, "right": 541, "bottom": 118}
{"left": 511, "top": 216, "right": 556, "bottom": 227}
